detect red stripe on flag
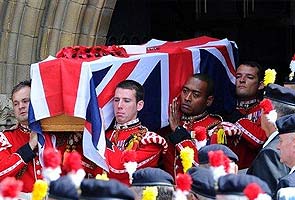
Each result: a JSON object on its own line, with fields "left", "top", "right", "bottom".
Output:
{"left": 168, "top": 48, "right": 194, "bottom": 103}
{"left": 98, "top": 59, "right": 140, "bottom": 107}
{"left": 39, "top": 59, "right": 83, "bottom": 116}
{"left": 147, "top": 36, "right": 218, "bottom": 53}
{"left": 85, "top": 121, "right": 92, "bottom": 134}
{"left": 215, "top": 45, "right": 236, "bottom": 77}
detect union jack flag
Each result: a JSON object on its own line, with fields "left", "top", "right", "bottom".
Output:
{"left": 28, "top": 36, "right": 238, "bottom": 171}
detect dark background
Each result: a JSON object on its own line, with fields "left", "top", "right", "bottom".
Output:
{"left": 106, "top": 0, "right": 295, "bottom": 84}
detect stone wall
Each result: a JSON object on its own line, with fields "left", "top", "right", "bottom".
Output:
{"left": 0, "top": 0, "right": 116, "bottom": 130}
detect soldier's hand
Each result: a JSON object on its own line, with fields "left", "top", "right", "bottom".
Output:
{"left": 169, "top": 97, "right": 180, "bottom": 132}
{"left": 29, "top": 131, "right": 38, "bottom": 150}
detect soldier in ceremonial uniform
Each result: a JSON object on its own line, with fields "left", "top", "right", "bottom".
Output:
{"left": 223, "top": 61, "right": 267, "bottom": 169}
{"left": 160, "top": 73, "right": 222, "bottom": 177}
{"left": 0, "top": 80, "right": 41, "bottom": 196}
{"left": 105, "top": 80, "right": 167, "bottom": 185}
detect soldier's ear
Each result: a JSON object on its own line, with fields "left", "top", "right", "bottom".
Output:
{"left": 206, "top": 95, "right": 214, "bottom": 107}
{"left": 137, "top": 100, "right": 144, "bottom": 112}
{"left": 258, "top": 81, "right": 265, "bottom": 90}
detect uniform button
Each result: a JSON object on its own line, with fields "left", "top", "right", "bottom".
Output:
{"left": 36, "top": 170, "right": 41, "bottom": 175}
{"left": 36, "top": 160, "right": 40, "bottom": 165}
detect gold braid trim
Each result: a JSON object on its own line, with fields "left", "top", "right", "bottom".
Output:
{"left": 124, "top": 126, "right": 147, "bottom": 150}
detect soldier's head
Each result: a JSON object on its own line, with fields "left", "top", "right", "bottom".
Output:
{"left": 113, "top": 80, "right": 144, "bottom": 124}
{"left": 264, "top": 83, "right": 295, "bottom": 118}
{"left": 198, "top": 144, "right": 239, "bottom": 174}
{"left": 11, "top": 80, "right": 31, "bottom": 126}
{"left": 235, "top": 61, "right": 264, "bottom": 101}
{"left": 180, "top": 73, "right": 214, "bottom": 116}
{"left": 130, "top": 167, "right": 175, "bottom": 200}
{"left": 276, "top": 114, "right": 295, "bottom": 169}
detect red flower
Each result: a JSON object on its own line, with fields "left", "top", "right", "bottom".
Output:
{"left": 175, "top": 173, "right": 192, "bottom": 191}
{"left": 0, "top": 177, "right": 23, "bottom": 198}
{"left": 194, "top": 126, "right": 207, "bottom": 141}
{"left": 43, "top": 148, "right": 62, "bottom": 168}
{"left": 243, "top": 183, "right": 263, "bottom": 200}
{"left": 122, "top": 150, "right": 137, "bottom": 163}
{"left": 63, "top": 151, "right": 83, "bottom": 173}
{"left": 259, "top": 99, "right": 273, "bottom": 114}
{"left": 55, "top": 45, "right": 129, "bottom": 59}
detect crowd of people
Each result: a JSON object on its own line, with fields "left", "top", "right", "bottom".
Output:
{"left": 0, "top": 60, "right": 295, "bottom": 200}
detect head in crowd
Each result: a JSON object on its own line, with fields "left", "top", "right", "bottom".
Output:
{"left": 198, "top": 144, "right": 239, "bottom": 174}
{"left": 180, "top": 73, "right": 214, "bottom": 116}
{"left": 276, "top": 114, "right": 295, "bottom": 169}
{"left": 114, "top": 80, "right": 144, "bottom": 124}
{"left": 11, "top": 80, "right": 31, "bottom": 126}
{"left": 235, "top": 61, "right": 264, "bottom": 101}
{"left": 48, "top": 176, "right": 79, "bottom": 200}
{"left": 48, "top": 177, "right": 135, "bottom": 200}
{"left": 130, "top": 167, "right": 175, "bottom": 200}
{"left": 80, "top": 179, "right": 135, "bottom": 200}
{"left": 264, "top": 83, "right": 295, "bottom": 118}
{"left": 216, "top": 174, "right": 271, "bottom": 200}
{"left": 187, "top": 167, "right": 216, "bottom": 200}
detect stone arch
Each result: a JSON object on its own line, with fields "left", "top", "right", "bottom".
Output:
{"left": 0, "top": 0, "right": 116, "bottom": 129}
{"left": 0, "top": 0, "right": 116, "bottom": 94}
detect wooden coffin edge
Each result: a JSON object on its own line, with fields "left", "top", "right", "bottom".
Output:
{"left": 40, "top": 114, "right": 85, "bottom": 132}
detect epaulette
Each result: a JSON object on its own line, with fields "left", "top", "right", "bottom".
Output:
{"left": 140, "top": 132, "right": 168, "bottom": 154}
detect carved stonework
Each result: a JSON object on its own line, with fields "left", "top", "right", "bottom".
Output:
{"left": 0, "top": 94, "right": 17, "bottom": 131}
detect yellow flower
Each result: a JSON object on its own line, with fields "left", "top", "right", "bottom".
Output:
{"left": 32, "top": 180, "right": 48, "bottom": 200}
{"left": 264, "top": 69, "right": 276, "bottom": 86}
{"left": 180, "top": 146, "right": 194, "bottom": 173}
{"left": 95, "top": 172, "right": 109, "bottom": 181}
{"left": 142, "top": 186, "right": 158, "bottom": 200}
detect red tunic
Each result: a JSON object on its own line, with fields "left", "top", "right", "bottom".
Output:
{"left": 0, "top": 126, "right": 43, "bottom": 192}
{"left": 105, "top": 122, "right": 167, "bottom": 185}
{"left": 160, "top": 113, "right": 222, "bottom": 178}
{"left": 226, "top": 103, "right": 267, "bottom": 169}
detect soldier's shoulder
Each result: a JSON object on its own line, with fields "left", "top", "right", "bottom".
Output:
{"left": 208, "top": 113, "right": 223, "bottom": 122}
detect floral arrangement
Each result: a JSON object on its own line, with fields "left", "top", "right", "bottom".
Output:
{"left": 180, "top": 147, "right": 194, "bottom": 173}
{"left": 0, "top": 177, "right": 23, "bottom": 199}
{"left": 32, "top": 180, "right": 48, "bottom": 200}
{"left": 243, "top": 183, "right": 271, "bottom": 200}
{"left": 63, "top": 151, "right": 85, "bottom": 188}
{"left": 142, "top": 186, "right": 158, "bottom": 200}
{"left": 55, "top": 45, "right": 128, "bottom": 60}
{"left": 122, "top": 150, "right": 138, "bottom": 184}
{"left": 263, "top": 69, "right": 276, "bottom": 86}
{"left": 259, "top": 99, "right": 277, "bottom": 123}
{"left": 193, "top": 126, "right": 207, "bottom": 150}
{"left": 174, "top": 173, "right": 192, "bottom": 200}
{"left": 289, "top": 54, "right": 295, "bottom": 81}
{"left": 208, "top": 150, "right": 230, "bottom": 181}
{"left": 95, "top": 172, "right": 109, "bottom": 181}
{"left": 42, "top": 148, "right": 62, "bottom": 182}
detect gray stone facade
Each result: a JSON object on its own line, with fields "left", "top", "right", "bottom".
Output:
{"left": 0, "top": 0, "right": 116, "bottom": 130}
